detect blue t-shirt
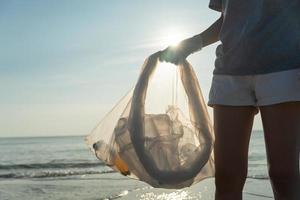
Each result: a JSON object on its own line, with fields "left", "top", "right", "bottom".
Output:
{"left": 209, "top": 0, "right": 300, "bottom": 75}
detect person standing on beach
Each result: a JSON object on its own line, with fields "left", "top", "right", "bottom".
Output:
{"left": 160, "top": 0, "right": 300, "bottom": 200}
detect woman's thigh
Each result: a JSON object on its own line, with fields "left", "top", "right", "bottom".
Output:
{"left": 213, "top": 105, "right": 257, "bottom": 183}
{"left": 259, "top": 102, "right": 300, "bottom": 177}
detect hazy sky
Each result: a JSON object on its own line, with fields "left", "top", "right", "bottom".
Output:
{"left": 0, "top": 0, "right": 263, "bottom": 137}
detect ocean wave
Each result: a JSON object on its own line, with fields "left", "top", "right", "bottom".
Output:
{"left": 244, "top": 192, "right": 273, "bottom": 199}
{"left": 0, "top": 171, "right": 268, "bottom": 180}
{"left": 247, "top": 174, "right": 269, "bottom": 180}
{"left": 0, "top": 161, "right": 105, "bottom": 170}
{"left": 0, "top": 169, "right": 115, "bottom": 179}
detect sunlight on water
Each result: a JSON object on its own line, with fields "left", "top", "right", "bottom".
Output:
{"left": 118, "top": 190, "right": 129, "bottom": 197}
{"left": 139, "top": 190, "right": 202, "bottom": 200}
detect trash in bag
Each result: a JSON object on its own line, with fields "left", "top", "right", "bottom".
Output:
{"left": 86, "top": 52, "right": 215, "bottom": 189}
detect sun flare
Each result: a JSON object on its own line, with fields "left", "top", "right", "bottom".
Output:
{"left": 160, "top": 28, "right": 186, "bottom": 47}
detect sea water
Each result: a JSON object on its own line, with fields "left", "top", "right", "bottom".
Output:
{"left": 0, "top": 135, "right": 112, "bottom": 179}
{"left": 0, "top": 131, "right": 269, "bottom": 180}
{"left": 0, "top": 131, "right": 270, "bottom": 199}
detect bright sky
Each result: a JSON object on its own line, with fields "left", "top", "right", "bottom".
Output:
{"left": 0, "top": 0, "right": 263, "bottom": 137}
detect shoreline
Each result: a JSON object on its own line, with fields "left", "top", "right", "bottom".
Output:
{"left": 0, "top": 174, "right": 273, "bottom": 200}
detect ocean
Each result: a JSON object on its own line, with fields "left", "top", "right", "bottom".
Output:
{"left": 0, "top": 131, "right": 273, "bottom": 200}
{"left": 0, "top": 136, "right": 111, "bottom": 179}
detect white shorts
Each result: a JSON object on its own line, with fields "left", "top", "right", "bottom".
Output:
{"left": 208, "top": 68, "right": 300, "bottom": 109}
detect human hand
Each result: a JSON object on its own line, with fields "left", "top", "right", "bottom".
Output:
{"left": 159, "top": 35, "right": 203, "bottom": 65}
{"left": 159, "top": 46, "right": 186, "bottom": 65}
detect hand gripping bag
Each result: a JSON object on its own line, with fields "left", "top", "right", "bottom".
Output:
{"left": 86, "top": 52, "right": 215, "bottom": 189}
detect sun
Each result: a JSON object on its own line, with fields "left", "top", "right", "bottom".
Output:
{"left": 160, "top": 28, "right": 187, "bottom": 47}
{"left": 165, "top": 33, "right": 183, "bottom": 47}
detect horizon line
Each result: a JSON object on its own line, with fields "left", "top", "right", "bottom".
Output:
{"left": 0, "top": 129, "right": 264, "bottom": 139}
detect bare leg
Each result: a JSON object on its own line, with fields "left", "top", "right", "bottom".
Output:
{"left": 259, "top": 102, "right": 300, "bottom": 200}
{"left": 214, "top": 105, "right": 257, "bottom": 200}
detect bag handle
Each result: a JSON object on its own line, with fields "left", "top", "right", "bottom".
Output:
{"left": 128, "top": 52, "right": 214, "bottom": 185}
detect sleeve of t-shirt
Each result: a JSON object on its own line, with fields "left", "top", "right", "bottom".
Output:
{"left": 209, "top": 0, "right": 222, "bottom": 12}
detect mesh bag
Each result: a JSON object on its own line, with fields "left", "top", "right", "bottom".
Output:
{"left": 86, "top": 52, "right": 215, "bottom": 188}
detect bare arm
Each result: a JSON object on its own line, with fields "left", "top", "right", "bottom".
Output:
{"left": 180, "top": 14, "right": 223, "bottom": 54}
{"left": 160, "top": 15, "right": 223, "bottom": 63}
